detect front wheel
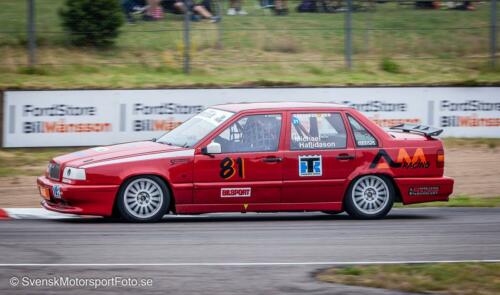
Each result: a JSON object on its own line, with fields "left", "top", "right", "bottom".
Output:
{"left": 117, "top": 176, "right": 170, "bottom": 222}
{"left": 344, "top": 175, "right": 394, "bottom": 219}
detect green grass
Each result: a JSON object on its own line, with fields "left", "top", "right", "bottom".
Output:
{"left": 0, "top": 147, "right": 79, "bottom": 177}
{"left": 0, "top": 1, "right": 499, "bottom": 89}
{"left": 316, "top": 262, "right": 500, "bottom": 295}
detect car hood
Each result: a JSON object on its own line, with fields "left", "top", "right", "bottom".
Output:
{"left": 53, "top": 141, "right": 187, "bottom": 168}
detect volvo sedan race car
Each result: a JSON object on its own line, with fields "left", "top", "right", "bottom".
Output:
{"left": 37, "top": 102, "right": 454, "bottom": 222}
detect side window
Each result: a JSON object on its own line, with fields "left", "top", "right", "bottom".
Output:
{"left": 347, "top": 115, "right": 378, "bottom": 147}
{"left": 214, "top": 114, "right": 282, "bottom": 153}
{"left": 290, "top": 113, "right": 347, "bottom": 150}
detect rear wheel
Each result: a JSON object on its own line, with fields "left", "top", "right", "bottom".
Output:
{"left": 117, "top": 176, "right": 170, "bottom": 222}
{"left": 344, "top": 175, "right": 394, "bottom": 219}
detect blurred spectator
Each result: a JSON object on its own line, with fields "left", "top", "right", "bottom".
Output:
{"left": 227, "top": 0, "right": 247, "bottom": 16}
{"left": 275, "top": 0, "right": 288, "bottom": 15}
{"left": 447, "top": 1, "right": 475, "bottom": 10}
{"left": 259, "top": 0, "right": 274, "bottom": 9}
{"left": 415, "top": 1, "right": 439, "bottom": 9}
{"left": 144, "top": 0, "right": 164, "bottom": 21}
{"left": 121, "top": 0, "right": 147, "bottom": 23}
{"left": 162, "top": 0, "right": 221, "bottom": 22}
{"left": 162, "top": 0, "right": 186, "bottom": 14}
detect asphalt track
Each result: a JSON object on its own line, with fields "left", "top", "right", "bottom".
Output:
{"left": 1, "top": 207, "right": 500, "bottom": 294}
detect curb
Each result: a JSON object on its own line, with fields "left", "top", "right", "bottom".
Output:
{"left": 0, "top": 208, "right": 9, "bottom": 219}
{"left": 0, "top": 208, "right": 84, "bottom": 220}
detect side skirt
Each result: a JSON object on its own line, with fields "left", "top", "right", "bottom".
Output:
{"left": 175, "top": 202, "right": 343, "bottom": 214}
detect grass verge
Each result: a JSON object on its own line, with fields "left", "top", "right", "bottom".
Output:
{"left": 316, "top": 262, "right": 500, "bottom": 295}
{"left": 1, "top": 1, "right": 499, "bottom": 88}
{"left": 0, "top": 147, "right": 79, "bottom": 177}
{"left": 395, "top": 195, "right": 500, "bottom": 208}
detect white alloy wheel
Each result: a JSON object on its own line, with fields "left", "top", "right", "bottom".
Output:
{"left": 352, "top": 175, "right": 389, "bottom": 215}
{"left": 345, "top": 175, "right": 394, "bottom": 219}
{"left": 123, "top": 178, "right": 164, "bottom": 219}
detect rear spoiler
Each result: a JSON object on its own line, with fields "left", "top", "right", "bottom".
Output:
{"left": 389, "top": 123, "right": 443, "bottom": 137}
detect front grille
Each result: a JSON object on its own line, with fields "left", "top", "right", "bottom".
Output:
{"left": 48, "top": 163, "right": 61, "bottom": 180}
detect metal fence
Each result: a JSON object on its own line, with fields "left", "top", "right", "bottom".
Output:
{"left": 1, "top": 0, "right": 498, "bottom": 74}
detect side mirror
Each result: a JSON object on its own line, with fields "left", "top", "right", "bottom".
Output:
{"left": 202, "top": 142, "right": 221, "bottom": 155}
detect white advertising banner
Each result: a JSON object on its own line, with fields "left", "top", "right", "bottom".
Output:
{"left": 3, "top": 87, "right": 500, "bottom": 147}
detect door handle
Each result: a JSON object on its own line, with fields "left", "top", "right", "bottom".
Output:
{"left": 262, "top": 157, "right": 282, "bottom": 163}
{"left": 336, "top": 154, "right": 355, "bottom": 160}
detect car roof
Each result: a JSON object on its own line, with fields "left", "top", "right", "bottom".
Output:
{"left": 212, "top": 102, "right": 350, "bottom": 113}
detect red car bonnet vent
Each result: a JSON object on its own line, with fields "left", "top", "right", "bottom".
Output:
{"left": 436, "top": 149, "right": 445, "bottom": 168}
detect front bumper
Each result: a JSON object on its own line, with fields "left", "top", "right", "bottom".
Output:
{"left": 37, "top": 176, "right": 120, "bottom": 216}
{"left": 395, "top": 176, "right": 454, "bottom": 205}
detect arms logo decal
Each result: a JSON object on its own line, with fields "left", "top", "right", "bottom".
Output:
{"left": 370, "top": 148, "right": 430, "bottom": 169}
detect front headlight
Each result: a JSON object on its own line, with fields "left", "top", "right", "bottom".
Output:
{"left": 62, "top": 167, "right": 86, "bottom": 180}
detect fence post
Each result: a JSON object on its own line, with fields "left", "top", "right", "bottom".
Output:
{"left": 216, "top": 0, "right": 223, "bottom": 49}
{"left": 183, "top": 0, "right": 191, "bottom": 74}
{"left": 491, "top": 0, "right": 497, "bottom": 67}
{"left": 27, "top": 0, "right": 36, "bottom": 67}
{"left": 344, "top": 0, "right": 353, "bottom": 70}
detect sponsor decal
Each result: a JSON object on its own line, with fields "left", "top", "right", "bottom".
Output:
{"left": 23, "top": 120, "right": 112, "bottom": 133}
{"left": 340, "top": 100, "right": 407, "bottom": 112}
{"left": 221, "top": 188, "right": 251, "bottom": 198}
{"left": 292, "top": 135, "right": 336, "bottom": 149}
{"left": 440, "top": 115, "right": 500, "bottom": 127}
{"left": 356, "top": 140, "right": 377, "bottom": 146}
{"left": 220, "top": 157, "right": 245, "bottom": 179}
{"left": 370, "top": 148, "right": 430, "bottom": 169}
{"left": 440, "top": 100, "right": 500, "bottom": 112}
{"left": 299, "top": 155, "right": 322, "bottom": 177}
{"left": 409, "top": 186, "right": 440, "bottom": 196}
{"left": 23, "top": 104, "right": 97, "bottom": 117}
{"left": 170, "top": 158, "right": 189, "bottom": 165}
{"left": 367, "top": 114, "right": 421, "bottom": 128}
{"left": 133, "top": 103, "right": 203, "bottom": 115}
{"left": 133, "top": 119, "right": 182, "bottom": 131}
{"left": 439, "top": 100, "right": 500, "bottom": 128}
{"left": 52, "top": 185, "right": 62, "bottom": 199}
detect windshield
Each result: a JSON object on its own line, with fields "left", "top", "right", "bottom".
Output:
{"left": 157, "top": 108, "right": 234, "bottom": 148}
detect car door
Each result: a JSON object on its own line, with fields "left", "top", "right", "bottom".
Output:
{"left": 282, "top": 111, "right": 358, "bottom": 204}
{"left": 193, "top": 112, "right": 284, "bottom": 207}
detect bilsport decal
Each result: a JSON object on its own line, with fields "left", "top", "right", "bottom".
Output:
{"left": 221, "top": 188, "right": 251, "bottom": 198}
{"left": 299, "top": 155, "right": 322, "bottom": 177}
{"left": 370, "top": 148, "right": 430, "bottom": 169}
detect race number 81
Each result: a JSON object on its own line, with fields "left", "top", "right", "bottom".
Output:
{"left": 220, "top": 157, "right": 245, "bottom": 179}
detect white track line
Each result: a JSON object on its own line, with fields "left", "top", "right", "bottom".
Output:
{"left": 1, "top": 260, "right": 500, "bottom": 267}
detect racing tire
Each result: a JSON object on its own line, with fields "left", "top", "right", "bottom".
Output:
{"left": 117, "top": 175, "right": 170, "bottom": 222}
{"left": 344, "top": 175, "right": 394, "bottom": 220}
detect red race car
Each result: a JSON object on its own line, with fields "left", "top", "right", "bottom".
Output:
{"left": 37, "top": 102, "right": 454, "bottom": 222}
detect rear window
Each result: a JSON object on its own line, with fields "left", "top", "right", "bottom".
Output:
{"left": 347, "top": 115, "right": 378, "bottom": 147}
